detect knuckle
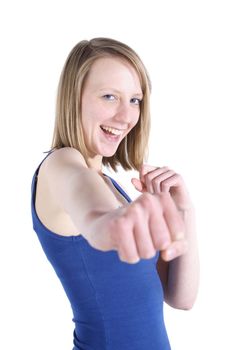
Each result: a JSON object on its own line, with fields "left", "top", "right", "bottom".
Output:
{"left": 152, "top": 177, "right": 159, "bottom": 184}
{"left": 110, "top": 216, "right": 127, "bottom": 233}
{"left": 161, "top": 182, "right": 169, "bottom": 191}
{"left": 124, "top": 206, "right": 140, "bottom": 223}
{"left": 146, "top": 172, "right": 155, "bottom": 182}
{"left": 152, "top": 178, "right": 161, "bottom": 191}
{"left": 152, "top": 178, "right": 160, "bottom": 188}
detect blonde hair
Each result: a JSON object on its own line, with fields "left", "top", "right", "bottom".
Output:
{"left": 51, "top": 37, "right": 151, "bottom": 171}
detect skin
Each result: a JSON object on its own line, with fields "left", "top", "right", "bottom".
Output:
{"left": 131, "top": 165, "right": 199, "bottom": 308}
{"left": 81, "top": 57, "right": 143, "bottom": 172}
{"left": 41, "top": 56, "right": 199, "bottom": 310}
{"left": 82, "top": 58, "right": 199, "bottom": 308}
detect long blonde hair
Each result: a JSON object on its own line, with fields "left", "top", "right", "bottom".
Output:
{"left": 51, "top": 37, "right": 151, "bottom": 171}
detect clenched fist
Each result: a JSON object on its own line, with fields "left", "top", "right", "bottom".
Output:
{"left": 87, "top": 187, "right": 187, "bottom": 264}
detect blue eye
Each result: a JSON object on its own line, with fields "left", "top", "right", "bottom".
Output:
{"left": 130, "top": 98, "right": 142, "bottom": 105}
{"left": 103, "top": 94, "right": 116, "bottom": 100}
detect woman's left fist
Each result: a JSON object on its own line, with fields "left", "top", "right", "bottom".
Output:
{"left": 131, "top": 164, "right": 192, "bottom": 212}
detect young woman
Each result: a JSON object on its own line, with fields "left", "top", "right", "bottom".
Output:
{"left": 31, "top": 37, "right": 199, "bottom": 349}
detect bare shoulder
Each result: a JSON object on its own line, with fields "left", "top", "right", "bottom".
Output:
{"left": 36, "top": 147, "right": 125, "bottom": 236}
{"left": 42, "top": 147, "right": 88, "bottom": 175}
{"left": 39, "top": 147, "right": 91, "bottom": 209}
{"left": 36, "top": 147, "right": 88, "bottom": 236}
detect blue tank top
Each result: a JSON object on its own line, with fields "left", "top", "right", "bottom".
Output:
{"left": 31, "top": 152, "right": 171, "bottom": 350}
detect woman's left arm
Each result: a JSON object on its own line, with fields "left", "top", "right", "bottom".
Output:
{"left": 131, "top": 165, "right": 200, "bottom": 310}
{"left": 157, "top": 206, "right": 199, "bottom": 310}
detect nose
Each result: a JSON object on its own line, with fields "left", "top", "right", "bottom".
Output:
{"left": 114, "top": 102, "right": 137, "bottom": 124}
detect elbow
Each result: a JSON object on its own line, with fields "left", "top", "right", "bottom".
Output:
{"left": 166, "top": 300, "right": 195, "bottom": 311}
{"left": 177, "top": 301, "right": 195, "bottom": 311}
{"left": 165, "top": 295, "right": 197, "bottom": 310}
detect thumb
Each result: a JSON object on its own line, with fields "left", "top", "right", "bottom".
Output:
{"left": 131, "top": 178, "right": 144, "bottom": 192}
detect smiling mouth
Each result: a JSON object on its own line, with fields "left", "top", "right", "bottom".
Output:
{"left": 100, "top": 125, "right": 125, "bottom": 136}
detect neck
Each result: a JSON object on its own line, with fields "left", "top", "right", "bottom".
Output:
{"left": 86, "top": 155, "right": 103, "bottom": 175}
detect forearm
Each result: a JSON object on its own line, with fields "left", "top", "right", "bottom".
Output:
{"left": 165, "top": 206, "right": 200, "bottom": 310}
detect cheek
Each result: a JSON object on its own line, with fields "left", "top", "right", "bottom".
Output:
{"left": 82, "top": 96, "right": 106, "bottom": 121}
{"left": 131, "top": 111, "right": 140, "bottom": 127}
{"left": 82, "top": 107, "right": 103, "bottom": 127}
{"left": 126, "top": 113, "right": 140, "bottom": 135}
{"left": 90, "top": 104, "right": 111, "bottom": 122}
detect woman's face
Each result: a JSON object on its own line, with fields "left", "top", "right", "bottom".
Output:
{"left": 81, "top": 57, "right": 143, "bottom": 163}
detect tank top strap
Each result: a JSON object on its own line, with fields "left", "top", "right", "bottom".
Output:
{"left": 103, "top": 174, "right": 132, "bottom": 203}
{"left": 36, "top": 149, "right": 56, "bottom": 173}
{"left": 31, "top": 149, "right": 55, "bottom": 194}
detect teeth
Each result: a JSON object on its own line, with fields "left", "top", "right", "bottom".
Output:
{"left": 101, "top": 125, "right": 123, "bottom": 136}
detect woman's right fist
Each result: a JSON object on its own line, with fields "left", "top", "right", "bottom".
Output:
{"left": 87, "top": 192, "right": 187, "bottom": 264}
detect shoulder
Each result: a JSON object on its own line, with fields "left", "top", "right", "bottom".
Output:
{"left": 39, "top": 147, "right": 88, "bottom": 193}
{"left": 44, "top": 147, "right": 87, "bottom": 170}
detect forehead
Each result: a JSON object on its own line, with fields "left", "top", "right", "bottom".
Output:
{"left": 85, "top": 56, "right": 142, "bottom": 92}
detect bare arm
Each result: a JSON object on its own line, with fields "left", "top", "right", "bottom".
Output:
{"left": 132, "top": 165, "right": 200, "bottom": 309}
{"left": 44, "top": 147, "right": 121, "bottom": 237}
{"left": 157, "top": 207, "right": 199, "bottom": 310}
{"left": 44, "top": 148, "right": 186, "bottom": 263}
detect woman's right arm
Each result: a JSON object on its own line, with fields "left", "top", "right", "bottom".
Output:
{"left": 44, "top": 148, "right": 186, "bottom": 263}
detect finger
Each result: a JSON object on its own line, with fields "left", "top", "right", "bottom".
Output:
{"left": 143, "top": 167, "right": 170, "bottom": 194}
{"left": 160, "top": 193, "right": 185, "bottom": 241}
{"left": 151, "top": 170, "right": 175, "bottom": 194}
{"left": 116, "top": 219, "right": 140, "bottom": 264}
{"left": 140, "top": 164, "right": 159, "bottom": 177}
{"left": 148, "top": 196, "right": 172, "bottom": 250}
{"left": 131, "top": 178, "right": 144, "bottom": 192}
{"left": 118, "top": 249, "right": 140, "bottom": 264}
{"left": 160, "top": 173, "right": 181, "bottom": 193}
{"left": 161, "top": 239, "right": 188, "bottom": 261}
{"left": 140, "top": 164, "right": 160, "bottom": 192}
{"left": 133, "top": 215, "right": 157, "bottom": 259}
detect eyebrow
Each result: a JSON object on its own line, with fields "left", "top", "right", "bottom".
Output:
{"left": 99, "top": 88, "right": 143, "bottom": 97}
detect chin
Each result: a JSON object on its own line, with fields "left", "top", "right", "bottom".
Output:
{"left": 98, "top": 145, "right": 120, "bottom": 158}
{"left": 101, "top": 151, "right": 117, "bottom": 158}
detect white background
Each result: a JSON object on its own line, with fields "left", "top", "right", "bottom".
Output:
{"left": 0, "top": 0, "right": 232, "bottom": 349}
